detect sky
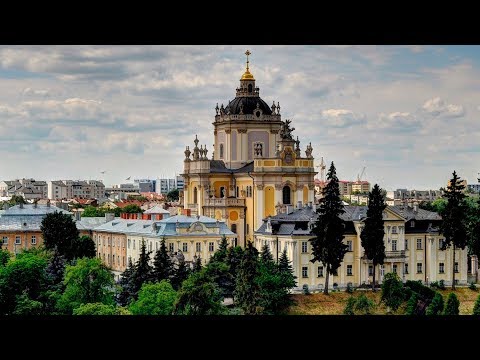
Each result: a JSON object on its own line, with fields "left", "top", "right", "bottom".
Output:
{"left": 0, "top": 45, "right": 479, "bottom": 190}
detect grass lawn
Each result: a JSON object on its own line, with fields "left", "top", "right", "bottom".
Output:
{"left": 288, "top": 287, "right": 479, "bottom": 315}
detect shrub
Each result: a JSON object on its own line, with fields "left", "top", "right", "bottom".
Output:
{"left": 443, "top": 293, "right": 460, "bottom": 315}
{"left": 404, "top": 280, "right": 435, "bottom": 301}
{"left": 381, "top": 272, "right": 404, "bottom": 312}
{"left": 302, "top": 284, "right": 310, "bottom": 295}
{"left": 430, "top": 281, "right": 439, "bottom": 289}
{"left": 405, "top": 293, "right": 418, "bottom": 315}
{"left": 344, "top": 297, "right": 356, "bottom": 315}
{"left": 354, "top": 294, "right": 375, "bottom": 315}
{"left": 426, "top": 292, "right": 444, "bottom": 315}
{"left": 333, "top": 282, "right": 338, "bottom": 290}
{"left": 473, "top": 294, "right": 480, "bottom": 315}
{"left": 469, "top": 282, "right": 477, "bottom": 291}
{"left": 346, "top": 282, "right": 354, "bottom": 294}
{"left": 438, "top": 280, "right": 446, "bottom": 290}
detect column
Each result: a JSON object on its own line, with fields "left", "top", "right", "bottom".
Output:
{"left": 425, "top": 236, "right": 431, "bottom": 284}
{"left": 308, "top": 185, "right": 315, "bottom": 203}
{"left": 296, "top": 188, "right": 303, "bottom": 206}
{"left": 256, "top": 185, "right": 264, "bottom": 231}
{"left": 429, "top": 237, "right": 436, "bottom": 282}
{"left": 183, "top": 185, "right": 188, "bottom": 209}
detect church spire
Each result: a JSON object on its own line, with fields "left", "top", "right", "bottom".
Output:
{"left": 240, "top": 49, "right": 255, "bottom": 81}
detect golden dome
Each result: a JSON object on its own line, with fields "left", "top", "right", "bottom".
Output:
{"left": 240, "top": 50, "right": 255, "bottom": 81}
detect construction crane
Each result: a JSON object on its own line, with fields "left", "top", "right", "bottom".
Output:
{"left": 357, "top": 166, "right": 366, "bottom": 182}
{"left": 316, "top": 157, "right": 326, "bottom": 182}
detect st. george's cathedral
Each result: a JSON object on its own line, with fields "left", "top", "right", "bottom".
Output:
{"left": 181, "top": 51, "right": 317, "bottom": 245}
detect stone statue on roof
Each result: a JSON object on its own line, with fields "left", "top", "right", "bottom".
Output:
{"left": 280, "top": 119, "right": 295, "bottom": 140}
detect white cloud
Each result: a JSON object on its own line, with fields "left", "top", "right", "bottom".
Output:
{"left": 321, "top": 108, "right": 365, "bottom": 127}
{"left": 422, "top": 97, "right": 465, "bottom": 118}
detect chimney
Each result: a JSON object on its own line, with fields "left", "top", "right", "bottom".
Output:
{"left": 152, "top": 223, "right": 157, "bottom": 232}
{"left": 308, "top": 201, "right": 313, "bottom": 208}
{"left": 75, "top": 210, "right": 81, "bottom": 221}
{"left": 105, "top": 213, "right": 115, "bottom": 222}
{"left": 286, "top": 205, "right": 294, "bottom": 214}
{"left": 137, "top": 212, "right": 142, "bottom": 220}
{"left": 413, "top": 201, "right": 418, "bottom": 213}
{"left": 34, "top": 201, "right": 37, "bottom": 208}
{"left": 297, "top": 201, "right": 302, "bottom": 210}
{"left": 19, "top": 202, "right": 24, "bottom": 209}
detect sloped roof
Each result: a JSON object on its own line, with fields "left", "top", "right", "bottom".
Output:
{"left": 2, "top": 204, "right": 71, "bottom": 216}
{"left": 144, "top": 204, "right": 170, "bottom": 214}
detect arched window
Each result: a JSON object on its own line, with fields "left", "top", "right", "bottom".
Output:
{"left": 248, "top": 84, "right": 253, "bottom": 93}
{"left": 220, "top": 144, "right": 224, "bottom": 158}
{"left": 282, "top": 185, "right": 291, "bottom": 205}
{"left": 236, "top": 186, "right": 239, "bottom": 198}
{"left": 194, "top": 187, "right": 198, "bottom": 204}
{"left": 231, "top": 224, "right": 237, "bottom": 233}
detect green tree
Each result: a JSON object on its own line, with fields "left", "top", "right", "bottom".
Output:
{"left": 211, "top": 235, "right": 229, "bottom": 263}
{"left": 13, "top": 291, "right": 43, "bottom": 315}
{"left": 234, "top": 241, "right": 261, "bottom": 314}
{"left": 122, "top": 204, "right": 144, "bottom": 214}
{"left": 129, "top": 281, "right": 177, "bottom": 315}
{"left": 8, "top": 195, "right": 26, "bottom": 205}
{"left": 0, "top": 252, "right": 48, "bottom": 315}
{"left": 40, "top": 211, "right": 80, "bottom": 261}
{"left": 57, "top": 258, "right": 115, "bottom": 314}
{"left": 192, "top": 255, "right": 203, "bottom": 272}
{"left": 0, "top": 248, "right": 11, "bottom": 267}
{"left": 205, "top": 259, "right": 233, "bottom": 299}
{"left": 381, "top": 272, "right": 404, "bottom": 312}
{"left": 440, "top": 171, "right": 468, "bottom": 290}
{"left": 354, "top": 293, "right": 375, "bottom": 315}
{"left": 360, "top": 184, "right": 387, "bottom": 291}
{"left": 166, "top": 189, "right": 179, "bottom": 202}
{"left": 171, "top": 258, "right": 190, "bottom": 291}
{"left": 260, "top": 244, "right": 274, "bottom": 264}
{"left": 117, "top": 258, "right": 136, "bottom": 307}
{"left": 81, "top": 206, "right": 106, "bottom": 217}
{"left": 426, "top": 292, "right": 444, "bottom": 315}
{"left": 405, "top": 293, "right": 419, "bottom": 315}
{"left": 130, "top": 240, "right": 153, "bottom": 299}
{"left": 152, "top": 237, "right": 173, "bottom": 283}
{"left": 467, "top": 198, "right": 480, "bottom": 260}
{"left": 72, "top": 235, "right": 96, "bottom": 259}
{"left": 174, "top": 268, "right": 225, "bottom": 315}
{"left": 278, "top": 248, "right": 297, "bottom": 290}
{"left": 473, "top": 294, "right": 480, "bottom": 315}
{"left": 443, "top": 292, "right": 460, "bottom": 315}
{"left": 73, "top": 303, "right": 121, "bottom": 315}
{"left": 310, "top": 162, "right": 348, "bottom": 294}
{"left": 226, "top": 246, "right": 243, "bottom": 289}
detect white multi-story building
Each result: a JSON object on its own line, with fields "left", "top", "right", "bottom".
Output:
{"left": 48, "top": 180, "right": 105, "bottom": 200}
{"left": 0, "top": 179, "right": 48, "bottom": 199}
{"left": 156, "top": 176, "right": 184, "bottom": 195}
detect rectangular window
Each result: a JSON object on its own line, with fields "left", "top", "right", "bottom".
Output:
{"left": 15, "top": 236, "right": 21, "bottom": 245}
{"left": 439, "top": 262, "right": 445, "bottom": 274}
{"left": 405, "top": 239, "right": 409, "bottom": 251}
{"left": 31, "top": 235, "right": 36, "bottom": 245}
{"left": 133, "top": 240, "right": 136, "bottom": 250}
{"left": 112, "top": 255, "right": 115, "bottom": 265}
{"left": 196, "top": 242, "right": 201, "bottom": 252}
{"left": 183, "top": 243, "right": 188, "bottom": 252}
{"left": 392, "top": 239, "right": 397, "bottom": 251}
{"left": 209, "top": 242, "right": 214, "bottom": 252}
{"left": 393, "top": 264, "right": 397, "bottom": 274}
{"left": 169, "top": 243, "right": 174, "bottom": 253}
{"left": 347, "top": 240, "right": 353, "bottom": 252}
{"left": 455, "top": 262, "right": 459, "bottom": 273}
{"left": 317, "top": 266, "right": 324, "bottom": 277}
{"left": 405, "top": 263, "right": 409, "bottom": 274}
{"left": 347, "top": 265, "right": 353, "bottom": 276}
{"left": 247, "top": 224, "right": 249, "bottom": 235}
{"left": 439, "top": 239, "right": 444, "bottom": 250}
{"left": 417, "top": 262, "right": 423, "bottom": 274}
{"left": 368, "top": 265, "right": 373, "bottom": 276}
{"left": 302, "top": 266, "right": 308, "bottom": 278}
{"left": 416, "top": 238, "right": 422, "bottom": 250}
{"left": 392, "top": 226, "right": 397, "bottom": 234}
{"left": 301, "top": 241, "right": 308, "bottom": 253}
{"left": 2, "top": 236, "right": 8, "bottom": 245}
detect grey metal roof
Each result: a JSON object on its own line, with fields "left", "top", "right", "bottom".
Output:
{"left": 93, "top": 215, "right": 235, "bottom": 238}
{"left": 255, "top": 205, "right": 441, "bottom": 235}
{"left": 144, "top": 204, "right": 170, "bottom": 214}
{"left": 2, "top": 204, "right": 71, "bottom": 216}
{"left": 0, "top": 215, "right": 44, "bottom": 231}
{"left": 76, "top": 217, "right": 116, "bottom": 231}
{"left": 209, "top": 160, "right": 254, "bottom": 174}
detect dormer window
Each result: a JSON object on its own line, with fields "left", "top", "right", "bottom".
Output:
{"left": 410, "top": 220, "right": 415, "bottom": 227}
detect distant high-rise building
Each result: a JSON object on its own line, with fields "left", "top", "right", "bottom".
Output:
{"left": 134, "top": 179, "right": 156, "bottom": 193}
{"left": 156, "top": 176, "right": 184, "bottom": 194}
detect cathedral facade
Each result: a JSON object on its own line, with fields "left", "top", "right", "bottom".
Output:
{"left": 181, "top": 51, "right": 317, "bottom": 245}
